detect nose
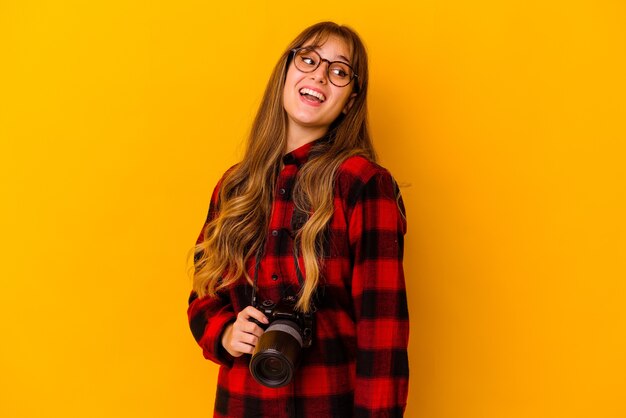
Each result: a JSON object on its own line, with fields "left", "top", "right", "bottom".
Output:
{"left": 309, "top": 60, "right": 329, "bottom": 84}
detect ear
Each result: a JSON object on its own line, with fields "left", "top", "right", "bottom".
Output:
{"left": 342, "top": 93, "right": 358, "bottom": 114}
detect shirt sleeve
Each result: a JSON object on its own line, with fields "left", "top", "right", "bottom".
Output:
{"left": 187, "top": 179, "right": 236, "bottom": 368}
{"left": 348, "top": 170, "right": 409, "bottom": 417}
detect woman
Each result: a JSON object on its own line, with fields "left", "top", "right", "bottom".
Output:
{"left": 188, "top": 21, "right": 409, "bottom": 417}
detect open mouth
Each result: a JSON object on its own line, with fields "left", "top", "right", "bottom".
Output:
{"left": 299, "top": 88, "right": 326, "bottom": 103}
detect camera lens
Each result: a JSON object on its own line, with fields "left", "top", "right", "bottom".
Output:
{"left": 250, "top": 320, "right": 303, "bottom": 388}
{"left": 263, "top": 357, "right": 283, "bottom": 375}
{"left": 259, "top": 356, "right": 288, "bottom": 381}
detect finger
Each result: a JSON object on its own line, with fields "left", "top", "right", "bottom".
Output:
{"left": 240, "top": 305, "right": 269, "bottom": 325}
{"left": 232, "top": 317, "right": 264, "bottom": 336}
{"left": 224, "top": 329, "right": 256, "bottom": 357}
{"left": 231, "top": 325, "right": 261, "bottom": 344}
{"left": 234, "top": 331, "right": 259, "bottom": 347}
{"left": 231, "top": 341, "right": 256, "bottom": 355}
{"left": 239, "top": 320, "right": 265, "bottom": 337}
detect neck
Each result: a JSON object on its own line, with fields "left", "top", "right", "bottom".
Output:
{"left": 285, "top": 124, "right": 328, "bottom": 153}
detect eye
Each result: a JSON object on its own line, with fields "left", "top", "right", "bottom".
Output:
{"left": 330, "top": 64, "right": 350, "bottom": 79}
{"left": 297, "top": 51, "right": 318, "bottom": 68}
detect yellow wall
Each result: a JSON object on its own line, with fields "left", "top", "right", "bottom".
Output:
{"left": 1, "top": 1, "right": 624, "bottom": 417}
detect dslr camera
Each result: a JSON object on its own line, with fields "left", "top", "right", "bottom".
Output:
{"left": 249, "top": 296, "right": 314, "bottom": 388}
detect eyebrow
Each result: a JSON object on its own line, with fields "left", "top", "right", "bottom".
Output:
{"left": 335, "top": 54, "right": 351, "bottom": 64}
{"left": 305, "top": 44, "right": 352, "bottom": 65}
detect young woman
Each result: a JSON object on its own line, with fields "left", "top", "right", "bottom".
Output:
{"left": 188, "top": 22, "right": 409, "bottom": 417}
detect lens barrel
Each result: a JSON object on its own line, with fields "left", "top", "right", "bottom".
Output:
{"left": 249, "top": 320, "right": 303, "bottom": 388}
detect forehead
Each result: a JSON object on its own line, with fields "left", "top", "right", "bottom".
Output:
{"left": 302, "top": 35, "right": 353, "bottom": 62}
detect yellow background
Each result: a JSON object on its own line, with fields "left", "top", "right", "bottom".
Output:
{"left": 1, "top": 1, "right": 625, "bottom": 417}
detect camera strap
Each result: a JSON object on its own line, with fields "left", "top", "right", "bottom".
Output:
{"left": 250, "top": 248, "right": 262, "bottom": 308}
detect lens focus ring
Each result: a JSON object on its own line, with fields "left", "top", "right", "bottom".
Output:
{"left": 265, "top": 320, "right": 303, "bottom": 346}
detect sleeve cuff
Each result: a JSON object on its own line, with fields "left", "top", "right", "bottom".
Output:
{"left": 199, "top": 311, "right": 236, "bottom": 367}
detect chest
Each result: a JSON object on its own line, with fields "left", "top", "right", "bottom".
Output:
{"left": 247, "top": 165, "right": 352, "bottom": 306}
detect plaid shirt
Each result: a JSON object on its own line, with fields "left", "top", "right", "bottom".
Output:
{"left": 188, "top": 141, "right": 409, "bottom": 417}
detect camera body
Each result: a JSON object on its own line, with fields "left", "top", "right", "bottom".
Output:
{"left": 249, "top": 296, "right": 314, "bottom": 388}
{"left": 254, "top": 296, "right": 313, "bottom": 347}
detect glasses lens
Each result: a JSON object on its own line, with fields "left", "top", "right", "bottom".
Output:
{"left": 328, "top": 62, "right": 353, "bottom": 87}
{"left": 294, "top": 48, "right": 320, "bottom": 72}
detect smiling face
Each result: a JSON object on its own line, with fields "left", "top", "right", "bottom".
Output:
{"left": 282, "top": 35, "right": 357, "bottom": 149}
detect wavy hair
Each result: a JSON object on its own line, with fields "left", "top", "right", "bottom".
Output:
{"left": 193, "top": 22, "right": 375, "bottom": 312}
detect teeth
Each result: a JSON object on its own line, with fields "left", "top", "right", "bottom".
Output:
{"left": 299, "top": 88, "right": 326, "bottom": 102}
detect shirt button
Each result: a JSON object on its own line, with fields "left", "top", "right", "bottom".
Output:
{"left": 271, "top": 229, "right": 279, "bottom": 236}
{"left": 279, "top": 188, "right": 286, "bottom": 195}
{"left": 271, "top": 274, "right": 278, "bottom": 281}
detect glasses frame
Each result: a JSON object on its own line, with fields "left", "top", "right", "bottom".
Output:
{"left": 290, "top": 47, "right": 359, "bottom": 88}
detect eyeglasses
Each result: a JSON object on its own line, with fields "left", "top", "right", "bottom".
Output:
{"left": 291, "top": 47, "right": 358, "bottom": 88}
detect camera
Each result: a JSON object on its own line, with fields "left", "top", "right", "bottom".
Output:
{"left": 249, "top": 296, "right": 314, "bottom": 388}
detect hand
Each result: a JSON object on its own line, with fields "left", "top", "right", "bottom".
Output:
{"left": 221, "top": 305, "right": 269, "bottom": 358}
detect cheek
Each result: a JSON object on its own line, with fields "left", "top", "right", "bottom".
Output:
{"left": 283, "top": 72, "right": 295, "bottom": 104}
{"left": 333, "top": 90, "right": 352, "bottom": 110}
{"left": 284, "top": 64, "right": 302, "bottom": 88}
{"left": 283, "top": 68, "right": 302, "bottom": 102}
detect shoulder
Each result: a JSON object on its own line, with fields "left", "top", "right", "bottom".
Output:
{"left": 337, "top": 155, "right": 392, "bottom": 184}
{"left": 204, "top": 163, "right": 240, "bottom": 217}
{"left": 219, "top": 163, "right": 240, "bottom": 185}
{"left": 211, "top": 163, "right": 240, "bottom": 195}
{"left": 337, "top": 155, "right": 383, "bottom": 179}
{"left": 336, "top": 155, "right": 398, "bottom": 204}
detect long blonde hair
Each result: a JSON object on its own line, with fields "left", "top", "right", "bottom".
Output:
{"left": 193, "top": 22, "right": 375, "bottom": 312}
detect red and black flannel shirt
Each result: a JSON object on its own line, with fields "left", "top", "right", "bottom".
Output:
{"left": 188, "top": 141, "right": 409, "bottom": 417}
